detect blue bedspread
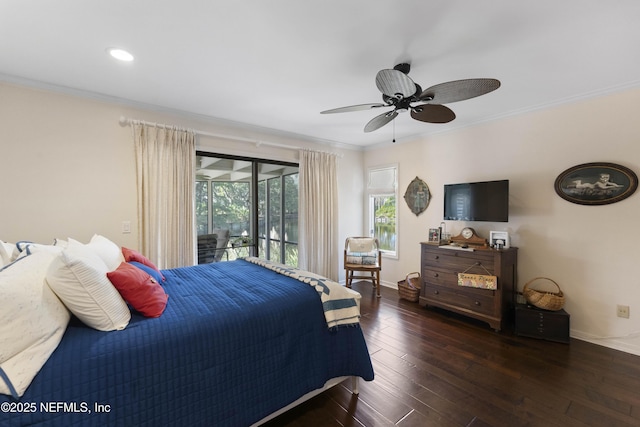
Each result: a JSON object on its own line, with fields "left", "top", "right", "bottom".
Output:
{"left": 1, "top": 260, "right": 374, "bottom": 426}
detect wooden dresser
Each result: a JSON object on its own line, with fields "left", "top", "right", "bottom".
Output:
{"left": 419, "top": 243, "right": 518, "bottom": 331}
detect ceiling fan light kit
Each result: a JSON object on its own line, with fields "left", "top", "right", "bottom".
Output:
{"left": 320, "top": 63, "right": 500, "bottom": 134}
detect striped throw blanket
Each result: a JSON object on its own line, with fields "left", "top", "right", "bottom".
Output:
{"left": 244, "top": 257, "right": 361, "bottom": 328}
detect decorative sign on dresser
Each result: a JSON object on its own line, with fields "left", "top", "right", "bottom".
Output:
{"left": 419, "top": 243, "right": 518, "bottom": 331}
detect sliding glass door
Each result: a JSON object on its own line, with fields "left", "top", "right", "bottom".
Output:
{"left": 257, "top": 166, "right": 299, "bottom": 265}
{"left": 195, "top": 153, "right": 298, "bottom": 266}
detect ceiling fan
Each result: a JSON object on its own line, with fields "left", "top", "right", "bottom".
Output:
{"left": 320, "top": 63, "right": 500, "bottom": 133}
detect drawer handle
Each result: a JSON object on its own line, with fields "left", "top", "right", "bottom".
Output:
{"left": 433, "top": 273, "right": 439, "bottom": 278}
{"left": 434, "top": 255, "right": 439, "bottom": 260}
{"left": 434, "top": 290, "right": 439, "bottom": 295}
{"left": 474, "top": 301, "right": 481, "bottom": 306}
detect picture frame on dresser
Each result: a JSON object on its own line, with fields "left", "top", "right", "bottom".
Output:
{"left": 489, "top": 231, "right": 510, "bottom": 249}
{"left": 427, "top": 228, "right": 441, "bottom": 244}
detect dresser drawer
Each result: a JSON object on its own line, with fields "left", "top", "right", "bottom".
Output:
{"left": 422, "top": 267, "right": 457, "bottom": 287}
{"left": 421, "top": 248, "right": 495, "bottom": 273}
{"left": 422, "top": 267, "right": 502, "bottom": 291}
{"left": 422, "top": 284, "right": 496, "bottom": 316}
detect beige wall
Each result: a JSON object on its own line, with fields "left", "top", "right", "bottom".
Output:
{"left": 365, "top": 87, "right": 640, "bottom": 355}
{"left": 1, "top": 83, "right": 139, "bottom": 246}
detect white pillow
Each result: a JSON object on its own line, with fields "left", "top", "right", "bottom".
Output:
{"left": 0, "top": 242, "right": 63, "bottom": 271}
{"left": 46, "top": 245, "right": 130, "bottom": 331}
{"left": 0, "top": 241, "right": 12, "bottom": 267}
{"left": 68, "top": 234, "right": 124, "bottom": 271}
{"left": 53, "top": 238, "right": 68, "bottom": 248}
{"left": 0, "top": 251, "right": 70, "bottom": 398}
{"left": 0, "top": 242, "right": 25, "bottom": 272}
{"left": 22, "top": 243, "right": 64, "bottom": 257}
{"left": 12, "top": 248, "right": 22, "bottom": 260}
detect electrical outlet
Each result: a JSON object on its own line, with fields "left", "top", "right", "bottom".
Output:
{"left": 617, "top": 305, "right": 630, "bottom": 318}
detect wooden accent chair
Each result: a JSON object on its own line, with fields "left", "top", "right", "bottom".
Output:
{"left": 344, "top": 237, "right": 382, "bottom": 298}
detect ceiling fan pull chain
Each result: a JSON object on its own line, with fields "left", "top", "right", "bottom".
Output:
{"left": 392, "top": 119, "right": 396, "bottom": 143}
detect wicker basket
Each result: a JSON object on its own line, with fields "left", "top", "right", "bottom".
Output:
{"left": 523, "top": 277, "right": 565, "bottom": 311}
{"left": 398, "top": 272, "right": 421, "bottom": 302}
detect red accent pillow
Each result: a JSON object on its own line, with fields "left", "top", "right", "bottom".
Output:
{"left": 121, "top": 247, "right": 165, "bottom": 281}
{"left": 107, "top": 262, "right": 168, "bottom": 318}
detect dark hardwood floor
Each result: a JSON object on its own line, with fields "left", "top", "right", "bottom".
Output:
{"left": 263, "top": 282, "right": 640, "bottom": 427}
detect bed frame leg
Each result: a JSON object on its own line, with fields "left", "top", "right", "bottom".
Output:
{"left": 351, "top": 376, "right": 359, "bottom": 395}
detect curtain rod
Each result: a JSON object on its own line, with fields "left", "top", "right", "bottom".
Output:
{"left": 119, "top": 115, "right": 308, "bottom": 152}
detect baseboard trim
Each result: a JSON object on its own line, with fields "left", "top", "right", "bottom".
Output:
{"left": 570, "top": 330, "right": 640, "bottom": 356}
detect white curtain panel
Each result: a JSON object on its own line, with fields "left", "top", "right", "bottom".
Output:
{"left": 132, "top": 123, "right": 196, "bottom": 269}
{"left": 298, "top": 149, "right": 339, "bottom": 280}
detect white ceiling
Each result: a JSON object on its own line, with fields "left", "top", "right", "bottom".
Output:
{"left": 2, "top": 1, "right": 640, "bottom": 149}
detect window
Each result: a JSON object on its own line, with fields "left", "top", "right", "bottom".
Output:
{"left": 368, "top": 165, "right": 398, "bottom": 257}
{"left": 196, "top": 153, "right": 299, "bottom": 266}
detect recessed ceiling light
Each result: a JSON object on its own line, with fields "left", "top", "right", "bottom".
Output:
{"left": 107, "top": 47, "right": 134, "bottom": 62}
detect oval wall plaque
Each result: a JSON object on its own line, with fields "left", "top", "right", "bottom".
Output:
{"left": 554, "top": 162, "right": 637, "bottom": 205}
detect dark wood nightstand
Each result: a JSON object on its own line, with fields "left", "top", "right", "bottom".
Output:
{"left": 515, "top": 304, "right": 570, "bottom": 343}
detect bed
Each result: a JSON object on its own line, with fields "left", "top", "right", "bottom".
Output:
{"left": 0, "top": 237, "right": 374, "bottom": 427}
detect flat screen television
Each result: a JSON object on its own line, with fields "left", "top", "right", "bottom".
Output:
{"left": 443, "top": 180, "right": 509, "bottom": 222}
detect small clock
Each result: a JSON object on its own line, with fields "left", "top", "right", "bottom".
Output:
{"left": 461, "top": 227, "right": 475, "bottom": 239}
{"left": 451, "top": 227, "right": 488, "bottom": 247}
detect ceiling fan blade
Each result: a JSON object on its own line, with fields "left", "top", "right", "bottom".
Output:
{"left": 375, "top": 69, "right": 416, "bottom": 98}
{"left": 410, "top": 104, "right": 456, "bottom": 123}
{"left": 320, "top": 103, "right": 387, "bottom": 114}
{"left": 419, "top": 78, "right": 500, "bottom": 104}
{"left": 364, "top": 111, "right": 398, "bottom": 133}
